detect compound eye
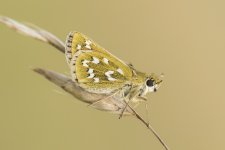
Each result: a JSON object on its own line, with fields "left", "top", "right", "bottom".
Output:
{"left": 146, "top": 79, "right": 154, "bottom": 87}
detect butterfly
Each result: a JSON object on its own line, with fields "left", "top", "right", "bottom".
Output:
{"left": 65, "top": 31, "right": 162, "bottom": 115}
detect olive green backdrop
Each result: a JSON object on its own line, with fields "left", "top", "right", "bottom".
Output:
{"left": 0, "top": 0, "right": 225, "bottom": 150}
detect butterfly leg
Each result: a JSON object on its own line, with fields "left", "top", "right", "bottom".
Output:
{"left": 133, "top": 96, "right": 150, "bottom": 125}
{"left": 136, "top": 96, "right": 148, "bottom": 101}
{"left": 118, "top": 98, "right": 132, "bottom": 119}
{"left": 119, "top": 86, "right": 141, "bottom": 119}
{"left": 144, "top": 101, "right": 150, "bottom": 126}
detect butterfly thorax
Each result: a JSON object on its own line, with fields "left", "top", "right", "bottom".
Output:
{"left": 131, "top": 70, "right": 148, "bottom": 86}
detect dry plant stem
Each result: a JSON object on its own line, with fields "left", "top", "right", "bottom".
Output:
{"left": 127, "top": 105, "right": 170, "bottom": 150}
{"left": 0, "top": 16, "right": 170, "bottom": 150}
{"left": 0, "top": 16, "right": 65, "bottom": 52}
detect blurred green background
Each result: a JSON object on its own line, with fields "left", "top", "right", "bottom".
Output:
{"left": 1, "top": 0, "right": 225, "bottom": 150}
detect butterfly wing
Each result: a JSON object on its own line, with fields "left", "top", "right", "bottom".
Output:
{"left": 65, "top": 31, "right": 133, "bottom": 94}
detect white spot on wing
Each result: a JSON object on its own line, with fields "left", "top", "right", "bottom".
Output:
{"left": 103, "top": 58, "right": 109, "bottom": 64}
{"left": 87, "top": 73, "right": 95, "bottom": 78}
{"left": 88, "top": 68, "right": 94, "bottom": 74}
{"left": 92, "top": 57, "right": 100, "bottom": 64}
{"left": 85, "top": 40, "right": 92, "bottom": 49}
{"left": 85, "top": 40, "right": 92, "bottom": 45}
{"left": 108, "top": 77, "right": 116, "bottom": 81}
{"left": 117, "top": 68, "right": 124, "bottom": 75}
{"left": 105, "top": 70, "right": 116, "bottom": 81}
{"left": 82, "top": 60, "right": 90, "bottom": 67}
{"left": 85, "top": 45, "right": 91, "bottom": 49}
{"left": 105, "top": 70, "right": 114, "bottom": 76}
{"left": 93, "top": 77, "right": 99, "bottom": 83}
{"left": 77, "top": 44, "right": 81, "bottom": 50}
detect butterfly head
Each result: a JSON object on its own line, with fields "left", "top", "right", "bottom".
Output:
{"left": 146, "top": 73, "right": 163, "bottom": 93}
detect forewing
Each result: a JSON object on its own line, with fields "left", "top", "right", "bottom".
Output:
{"left": 65, "top": 31, "right": 133, "bottom": 94}
{"left": 66, "top": 31, "right": 109, "bottom": 63}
